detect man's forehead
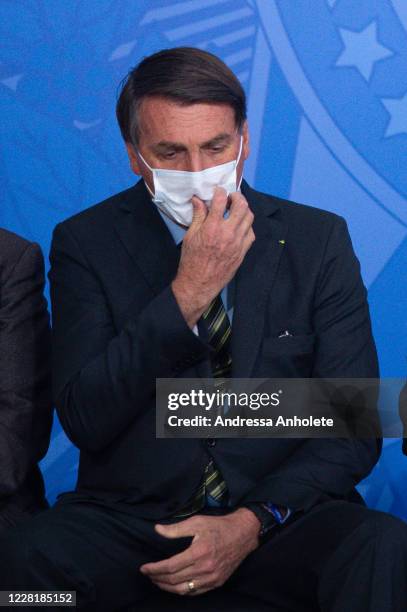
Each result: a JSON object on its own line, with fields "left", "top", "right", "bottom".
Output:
{"left": 138, "top": 97, "right": 236, "bottom": 144}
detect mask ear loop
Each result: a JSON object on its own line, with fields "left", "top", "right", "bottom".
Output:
{"left": 136, "top": 149, "right": 157, "bottom": 199}
{"left": 137, "top": 149, "right": 154, "bottom": 172}
{"left": 235, "top": 134, "right": 244, "bottom": 190}
{"left": 236, "top": 134, "right": 244, "bottom": 166}
{"left": 224, "top": 135, "right": 244, "bottom": 212}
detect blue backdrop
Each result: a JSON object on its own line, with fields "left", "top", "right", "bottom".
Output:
{"left": 1, "top": 0, "right": 406, "bottom": 519}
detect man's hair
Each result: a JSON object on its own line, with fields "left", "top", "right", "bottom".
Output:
{"left": 116, "top": 47, "right": 247, "bottom": 146}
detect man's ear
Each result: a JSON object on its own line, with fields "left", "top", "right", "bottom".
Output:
{"left": 242, "top": 120, "right": 250, "bottom": 161}
{"left": 125, "top": 142, "right": 142, "bottom": 175}
{"left": 236, "top": 120, "right": 249, "bottom": 188}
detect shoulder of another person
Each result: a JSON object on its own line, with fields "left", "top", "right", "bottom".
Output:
{"left": 0, "top": 228, "right": 41, "bottom": 277}
{"left": 0, "top": 227, "right": 32, "bottom": 254}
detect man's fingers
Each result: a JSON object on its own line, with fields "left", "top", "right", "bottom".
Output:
{"left": 149, "top": 557, "right": 214, "bottom": 586}
{"left": 140, "top": 550, "right": 195, "bottom": 576}
{"left": 226, "top": 192, "right": 251, "bottom": 223}
{"left": 190, "top": 196, "right": 208, "bottom": 227}
{"left": 153, "top": 580, "right": 210, "bottom": 597}
{"left": 207, "top": 186, "right": 229, "bottom": 219}
{"left": 152, "top": 581, "right": 186, "bottom": 595}
{"left": 240, "top": 228, "right": 256, "bottom": 256}
{"left": 235, "top": 228, "right": 256, "bottom": 265}
{"left": 225, "top": 192, "right": 254, "bottom": 229}
{"left": 155, "top": 519, "right": 199, "bottom": 539}
{"left": 140, "top": 528, "right": 198, "bottom": 576}
{"left": 235, "top": 210, "right": 255, "bottom": 242}
{"left": 150, "top": 567, "right": 199, "bottom": 586}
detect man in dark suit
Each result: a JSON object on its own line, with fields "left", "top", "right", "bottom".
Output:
{"left": 0, "top": 228, "right": 52, "bottom": 531}
{"left": 0, "top": 47, "right": 406, "bottom": 612}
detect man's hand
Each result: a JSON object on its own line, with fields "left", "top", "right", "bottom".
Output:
{"left": 139, "top": 508, "right": 261, "bottom": 596}
{"left": 171, "top": 187, "right": 255, "bottom": 329}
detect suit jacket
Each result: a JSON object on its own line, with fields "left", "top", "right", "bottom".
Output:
{"left": 0, "top": 228, "right": 52, "bottom": 520}
{"left": 48, "top": 179, "right": 381, "bottom": 520}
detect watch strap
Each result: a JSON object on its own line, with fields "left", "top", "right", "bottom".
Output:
{"left": 243, "top": 502, "right": 278, "bottom": 538}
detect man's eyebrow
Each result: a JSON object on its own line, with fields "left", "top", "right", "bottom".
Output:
{"left": 152, "top": 133, "right": 234, "bottom": 152}
{"left": 201, "top": 133, "right": 233, "bottom": 147}
{"left": 152, "top": 141, "right": 187, "bottom": 152}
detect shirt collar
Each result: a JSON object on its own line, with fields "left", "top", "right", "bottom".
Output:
{"left": 157, "top": 208, "right": 186, "bottom": 245}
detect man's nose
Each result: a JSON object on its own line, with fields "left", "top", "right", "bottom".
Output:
{"left": 186, "top": 152, "right": 206, "bottom": 173}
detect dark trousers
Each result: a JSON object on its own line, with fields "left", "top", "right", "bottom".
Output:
{"left": 0, "top": 494, "right": 406, "bottom": 612}
{"left": 0, "top": 495, "right": 48, "bottom": 535}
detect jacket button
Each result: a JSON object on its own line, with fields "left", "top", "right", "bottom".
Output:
{"left": 207, "top": 438, "right": 216, "bottom": 447}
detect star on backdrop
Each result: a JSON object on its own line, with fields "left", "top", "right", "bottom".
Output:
{"left": 1, "top": 74, "right": 23, "bottom": 91}
{"left": 382, "top": 92, "right": 407, "bottom": 137}
{"left": 336, "top": 20, "right": 393, "bottom": 81}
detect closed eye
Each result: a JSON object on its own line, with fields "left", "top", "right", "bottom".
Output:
{"left": 160, "top": 151, "right": 177, "bottom": 160}
{"left": 208, "top": 146, "right": 227, "bottom": 153}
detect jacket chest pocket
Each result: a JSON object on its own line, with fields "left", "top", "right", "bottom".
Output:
{"left": 258, "top": 333, "right": 316, "bottom": 377}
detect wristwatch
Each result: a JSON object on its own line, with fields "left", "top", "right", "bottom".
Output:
{"left": 243, "top": 502, "right": 285, "bottom": 539}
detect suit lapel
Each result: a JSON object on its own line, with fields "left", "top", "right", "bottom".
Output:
{"left": 114, "top": 180, "right": 180, "bottom": 295}
{"left": 231, "top": 181, "right": 288, "bottom": 377}
{"left": 114, "top": 180, "right": 213, "bottom": 379}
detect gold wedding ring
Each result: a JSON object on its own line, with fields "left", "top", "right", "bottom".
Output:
{"left": 187, "top": 580, "right": 196, "bottom": 593}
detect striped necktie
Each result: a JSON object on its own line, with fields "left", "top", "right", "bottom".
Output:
{"left": 172, "top": 266, "right": 231, "bottom": 517}
{"left": 202, "top": 294, "right": 232, "bottom": 382}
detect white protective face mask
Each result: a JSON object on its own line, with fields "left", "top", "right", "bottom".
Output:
{"left": 137, "top": 135, "right": 243, "bottom": 226}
